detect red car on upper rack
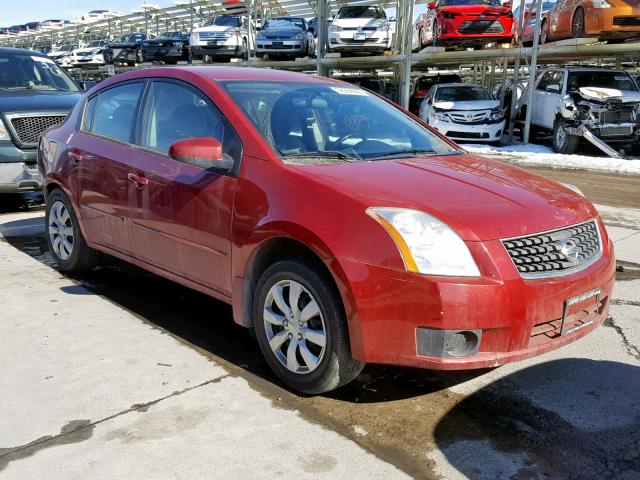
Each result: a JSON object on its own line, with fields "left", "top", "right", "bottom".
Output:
{"left": 419, "top": 0, "right": 514, "bottom": 47}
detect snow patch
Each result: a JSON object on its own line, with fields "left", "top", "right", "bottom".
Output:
{"left": 463, "top": 143, "right": 640, "bottom": 175}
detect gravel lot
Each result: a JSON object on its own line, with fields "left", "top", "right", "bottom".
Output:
{"left": 1, "top": 166, "right": 638, "bottom": 479}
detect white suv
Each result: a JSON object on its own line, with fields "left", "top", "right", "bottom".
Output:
{"left": 328, "top": 6, "right": 392, "bottom": 55}
{"left": 190, "top": 15, "right": 249, "bottom": 61}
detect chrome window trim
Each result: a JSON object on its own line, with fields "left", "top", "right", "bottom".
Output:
{"left": 501, "top": 219, "right": 603, "bottom": 280}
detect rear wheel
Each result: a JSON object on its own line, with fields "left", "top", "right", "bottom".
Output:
{"left": 553, "top": 118, "right": 579, "bottom": 154}
{"left": 572, "top": 8, "right": 585, "bottom": 38}
{"left": 432, "top": 20, "right": 440, "bottom": 46}
{"left": 45, "top": 189, "right": 101, "bottom": 272}
{"left": 253, "top": 259, "right": 364, "bottom": 394}
{"left": 540, "top": 19, "right": 549, "bottom": 44}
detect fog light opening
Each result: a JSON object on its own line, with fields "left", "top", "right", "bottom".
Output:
{"left": 445, "top": 330, "right": 479, "bottom": 357}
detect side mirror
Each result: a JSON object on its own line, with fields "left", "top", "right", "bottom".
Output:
{"left": 546, "top": 84, "right": 561, "bottom": 93}
{"left": 427, "top": 2, "right": 436, "bottom": 8}
{"left": 169, "top": 137, "right": 233, "bottom": 171}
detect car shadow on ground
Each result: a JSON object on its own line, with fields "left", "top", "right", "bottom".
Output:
{"left": 432, "top": 358, "right": 640, "bottom": 480}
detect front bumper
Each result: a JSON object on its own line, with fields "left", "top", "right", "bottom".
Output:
{"left": 0, "top": 162, "right": 42, "bottom": 193}
{"left": 328, "top": 31, "right": 391, "bottom": 51}
{"left": 191, "top": 41, "right": 245, "bottom": 57}
{"left": 587, "top": 5, "right": 640, "bottom": 37}
{"left": 256, "top": 40, "right": 306, "bottom": 54}
{"left": 430, "top": 117, "right": 505, "bottom": 142}
{"left": 438, "top": 17, "right": 513, "bottom": 44}
{"left": 338, "top": 221, "right": 615, "bottom": 369}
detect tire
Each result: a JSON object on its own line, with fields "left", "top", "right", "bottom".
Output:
{"left": 540, "top": 20, "right": 549, "bottom": 44}
{"left": 432, "top": 20, "right": 440, "bottom": 47}
{"left": 136, "top": 48, "right": 143, "bottom": 64}
{"left": 553, "top": 118, "right": 579, "bottom": 154}
{"left": 45, "top": 188, "right": 102, "bottom": 272}
{"left": 572, "top": 8, "right": 585, "bottom": 38}
{"left": 241, "top": 40, "right": 248, "bottom": 61}
{"left": 253, "top": 258, "right": 365, "bottom": 394}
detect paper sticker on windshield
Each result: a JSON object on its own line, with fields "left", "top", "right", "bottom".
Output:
{"left": 32, "top": 56, "right": 55, "bottom": 64}
{"left": 330, "top": 87, "right": 369, "bottom": 96}
{"left": 615, "top": 76, "right": 629, "bottom": 81}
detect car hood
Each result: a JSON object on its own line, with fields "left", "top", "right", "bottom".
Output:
{"left": 332, "top": 18, "right": 388, "bottom": 28}
{"left": 0, "top": 90, "right": 82, "bottom": 114}
{"left": 195, "top": 25, "right": 238, "bottom": 32}
{"left": 290, "top": 154, "right": 596, "bottom": 241}
{"left": 73, "top": 47, "right": 101, "bottom": 54}
{"left": 144, "top": 38, "right": 184, "bottom": 45}
{"left": 261, "top": 27, "right": 303, "bottom": 36}
{"left": 433, "top": 99, "right": 500, "bottom": 111}
{"left": 577, "top": 87, "right": 640, "bottom": 104}
{"left": 108, "top": 42, "right": 139, "bottom": 48}
{"left": 48, "top": 51, "right": 70, "bottom": 58}
{"left": 438, "top": 5, "right": 510, "bottom": 14}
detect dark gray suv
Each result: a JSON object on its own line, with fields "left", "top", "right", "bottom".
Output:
{"left": 0, "top": 48, "right": 82, "bottom": 194}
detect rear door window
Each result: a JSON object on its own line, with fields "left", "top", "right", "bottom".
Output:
{"left": 88, "top": 82, "right": 144, "bottom": 143}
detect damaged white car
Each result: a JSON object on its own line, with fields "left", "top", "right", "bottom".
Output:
{"left": 521, "top": 67, "right": 640, "bottom": 156}
{"left": 419, "top": 83, "right": 506, "bottom": 144}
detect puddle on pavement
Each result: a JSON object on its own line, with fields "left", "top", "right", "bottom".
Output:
{"left": 5, "top": 230, "right": 640, "bottom": 479}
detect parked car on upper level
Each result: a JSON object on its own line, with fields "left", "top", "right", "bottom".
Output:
{"left": 48, "top": 45, "right": 78, "bottom": 65}
{"left": 25, "top": 22, "right": 44, "bottom": 32}
{"left": 420, "top": 83, "right": 506, "bottom": 143}
{"left": 256, "top": 17, "right": 315, "bottom": 59}
{"left": 190, "top": 15, "right": 249, "bottom": 61}
{"left": 328, "top": 5, "right": 393, "bottom": 55}
{"left": 0, "top": 48, "right": 82, "bottom": 194}
{"left": 78, "top": 10, "right": 119, "bottom": 23}
{"left": 513, "top": 0, "right": 556, "bottom": 45}
{"left": 342, "top": 75, "right": 394, "bottom": 99}
{"left": 104, "top": 33, "right": 147, "bottom": 66}
{"left": 421, "top": 0, "right": 514, "bottom": 47}
{"left": 141, "top": 32, "right": 190, "bottom": 64}
{"left": 519, "top": 67, "right": 640, "bottom": 154}
{"left": 9, "top": 25, "right": 28, "bottom": 35}
{"left": 541, "top": 0, "right": 640, "bottom": 43}
{"left": 41, "top": 19, "right": 72, "bottom": 30}
{"left": 68, "top": 40, "right": 108, "bottom": 67}
{"left": 409, "top": 73, "right": 463, "bottom": 114}
{"left": 38, "top": 66, "right": 614, "bottom": 394}
{"left": 413, "top": 13, "right": 431, "bottom": 51}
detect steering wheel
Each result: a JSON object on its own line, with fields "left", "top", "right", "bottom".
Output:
{"left": 331, "top": 133, "right": 367, "bottom": 149}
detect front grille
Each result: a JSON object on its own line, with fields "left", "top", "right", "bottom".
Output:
{"left": 458, "top": 20, "right": 504, "bottom": 34}
{"left": 613, "top": 16, "right": 640, "bottom": 26}
{"left": 341, "top": 26, "right": 378, "bottom": 31}
{"left": 599, "top": 125, "right": 633, "bottom": 136}
{"left": 199, "top": 31, "right": 231, "bottom": 40}
{"left": 265, "top": 35, "right": 294, "bottom": 40}
{"left": 9, "top": 114, "right": 67, "bottom": 146}
{"left": 445, "top": 130, "right": 488, "bottom": 138}
{"left": 502, "top": 220, "right": 602, "bottom": 278}
{"left": 448, "top": 111, "right": 489, "bottom": 123}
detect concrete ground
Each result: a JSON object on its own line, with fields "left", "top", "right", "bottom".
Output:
{"left": 0, "top": 167, "right": 638, "bottom": 479}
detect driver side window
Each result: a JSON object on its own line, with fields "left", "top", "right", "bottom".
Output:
{"left": 139, "top": 80, "right": 242, "bottom": 165}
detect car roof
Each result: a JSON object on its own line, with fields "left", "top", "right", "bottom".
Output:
{"left": 0, "top": 47, "right": 48, "bottom": 57}
{"left": 96, "top": 67, "right": 347, "bottom": 88}
{"left": 435, "top": 83, "right": 484, "bottom": 88}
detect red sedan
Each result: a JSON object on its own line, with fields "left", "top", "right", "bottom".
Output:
{"left": 422, "top": 0, "right": 514, "bottom": 46}
{"left": 38, "top": 67, "right": 614, "bottom": 394}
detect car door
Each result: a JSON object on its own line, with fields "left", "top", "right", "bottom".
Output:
{"left": 74, "top": 81, "right": 145, "bottom": 255}
{"left": 126, "top": 79, "right": 242, "bottom": 296}
{"left": 533, "top": 70, "right": 564, "bottom": 129}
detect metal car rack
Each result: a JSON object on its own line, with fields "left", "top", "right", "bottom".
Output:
{"left": 2, "top": 0, "right": 640, "bottom": 143}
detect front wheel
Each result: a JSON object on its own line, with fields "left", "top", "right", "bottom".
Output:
{"left": 572, "top": 8, "right": 585, "bottom": 38}
{"left": 553, "top": 118, "right": 579, "bottom": 154}
{"left": 253, "top": 259, "right": 364, "bottom": 394}
{"left": 45, "top": 189, "right": 102, "bottom": 272}
{"left": 540, "top": 20, "right": 549, "bottom": 44}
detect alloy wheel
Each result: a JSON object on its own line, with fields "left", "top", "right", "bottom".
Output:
{"left": 48, "top": 200, "right": 74, "bottom": 260}
{"left": 555, "top": 124, "right": 566, "bottom": 148}
{"left": 572, "top": 9, "right": 585, "bottom": 38}
{"left": 263, "top": 279, "right": 327, "bottom": 374}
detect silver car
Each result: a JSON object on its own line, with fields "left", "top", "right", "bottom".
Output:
{"left": 255, "top": 17, "right": 315, "bottom": 59}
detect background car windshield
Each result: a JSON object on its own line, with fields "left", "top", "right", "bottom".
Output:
{"left": 222, "top": 81, "right": 458, "bottom": 163}
{"left": 0, "top": 53, "right": 79, "bottom": 91}
{"left": 436, "top": 86, "right": 492, "bottom": 102}
{"left": 567, "top": 71, "right": 639, "bottom": 92}
{"left": 207, "top": 16, "right": 241, "bottom": 27}
{"left": 441, "top": 0, "right": 501, "bottom": 5}
{"left": 264, "top": 19, "right": 298, "bottom": 29}
{"left": 336, "top": 6, "right": 385, "bottom": 19}
{"left": 417, "top": 75, "right": 461, "bottom": 90}
{"left": 276, "top": 17, "right": 305, "bottom": 29}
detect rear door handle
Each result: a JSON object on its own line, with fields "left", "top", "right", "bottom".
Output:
{"left": 127, "top": 173, "right": 149, "bottom": 189}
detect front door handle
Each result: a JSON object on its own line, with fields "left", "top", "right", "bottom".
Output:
{"left": 127, "top": 172, "right": 149, "bottom": 189}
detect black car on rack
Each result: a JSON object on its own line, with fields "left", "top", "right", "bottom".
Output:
{"left": 141, "top": 31, "right": 190, "bottom": 64}
{"left": 104, "top": 32, "right": 147, "bottom": 66}
{"left": 0, "top": 48, "right": 82, "bottom": 194}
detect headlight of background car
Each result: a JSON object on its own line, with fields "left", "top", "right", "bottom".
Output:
{"left": 366, "top": 207, "right": 481, "bottom": 277}
{"left": 433, "top": 111, "right": 449, "bottom": 121}
{"left": 489, "top": 108, "right": 504, "bottom": 121}
{"left": 293, "top": 33, "right": 304, "bottom": 40}
{"left": 592, "top": 0, "right": 611, "bottom": 7}
{"left": 0, "top": 119, "right": 10, "bottom": 141}
{"left": 377, "top": 23, "right": 390, "bottom": 31}
{"left": 330, "top": 25, "right": 343, "bottom": 32}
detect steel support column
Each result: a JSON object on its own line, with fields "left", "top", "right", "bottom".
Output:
{"left": 397, "top": 0, "right": 414, "bottom": 109}
{"left": 316, "top": 0, "right": 330, "bottom": 77}
{"left": 522, "top": 0, "right": 544, "bottom": 144}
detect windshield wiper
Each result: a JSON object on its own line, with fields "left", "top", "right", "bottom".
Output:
{"left": 282, "top": 150, "right": 360, "bottom": 162}
{"left": 366, "top": 149, "right": 456, "bottom": 160}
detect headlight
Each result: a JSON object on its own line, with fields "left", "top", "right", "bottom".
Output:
{"left": 0, "top": 119, "right": 10, "bottom": 141}
{"left": 225, "top": 30, "right": 234, "bottom": 37}
{"left": 433, "top": 111, "right": 449, "bottom": 121}
{"left": 256, "top": 31, "right": 266, "bottom": 39}
{"left": 330, "top": 25, "right": 342, "bottom": 32}
{"left": 592, "top": 0, "right": 611, "bottom": 7}
{"left": 293, "top": 33, "right": 304, "bottom": 40}
{"left": 490, "top": 109, "right": 504, "bottom": 121}
{"left": 560, "top": 183, "right": 585, "bottom": 196}
{"left": 366, "top": 207, "right": 481, "bottom": 277}
{"left": 378, "top": 24, "right": 390, "bottom": 31}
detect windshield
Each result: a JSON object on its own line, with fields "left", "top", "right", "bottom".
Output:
{"left": 275, "top": 17, "right": 305, "bottom": 29}
{"left": 567, "top": 71, "right": 639, "bottom": 92}
{"left": 441, "top": 0, "right": 502, "bottom": 5}
{"left": 0, "top": 53, "right": 80, "bottom": 92}
{"left": 436, "top": 85, "right": 492, "bottom": 102}
{"left": 336, "top": 6, "right": 386, "bottom": 19}
{"left": 222, "top": 81, "right": 459, "bottom": 163}
{"left": 207, "top": 16, "right": 242, "bottom": 27}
